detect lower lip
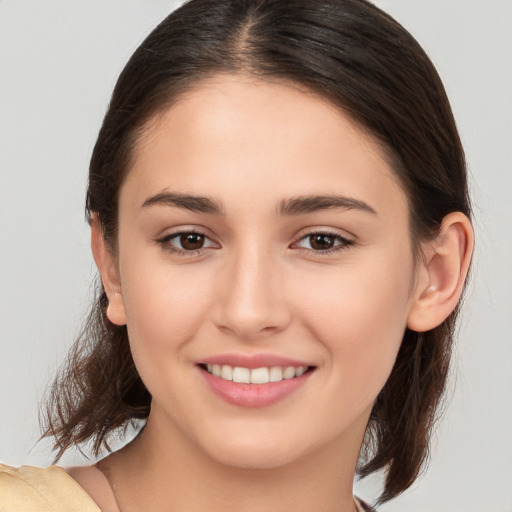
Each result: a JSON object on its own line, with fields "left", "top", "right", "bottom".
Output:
{"left": 199, "top": 367, "right": 313, "bottom": 408}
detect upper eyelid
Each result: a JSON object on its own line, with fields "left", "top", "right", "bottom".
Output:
{"left": 159, "top": 226, "right": 216, "bottom": 241}
{"left": 160, "top": 229, "right": 218, "bottom": 246}
{"left": 291, "top": 232, "right": 353, "bottom": 250}
{"left": 293, "top": 227, "right": 355, "bottom": 243}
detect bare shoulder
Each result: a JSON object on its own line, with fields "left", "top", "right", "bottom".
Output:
{"left": 65, "top": 463, "right": 120, "bottom": 512}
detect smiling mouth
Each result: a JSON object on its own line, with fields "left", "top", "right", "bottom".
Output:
{"left": 198, "top": 364, "right": 315, "bottom": 384}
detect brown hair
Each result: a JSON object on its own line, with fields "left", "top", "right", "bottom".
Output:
{"left": 42, "top": 0, "right": 471, "bottom": 504}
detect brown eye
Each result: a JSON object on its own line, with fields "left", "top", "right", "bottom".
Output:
{"left": 308, "top": 234, "right": 336, "bottom": 250}
{"left": 159, "top": 230, "right": 218, "bottom": 255}
{"left": 179, "top": 233, "right": 205, "bottom": 250}
{"left": 294, "top": 231, "right": 353, "bottom": 255}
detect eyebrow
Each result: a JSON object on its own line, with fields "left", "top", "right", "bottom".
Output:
{"left": 277, "top": 194, "right": 377, "bottom": 216}
{"left": 142, "top": 192, "right": 225, "bottom": 215}
{"left": 141, "top": 191, "right": 376, "bottom": 217}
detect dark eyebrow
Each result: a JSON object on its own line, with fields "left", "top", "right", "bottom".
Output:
{"left": 141, "top": 191, "right": 376, "bottom": 217}
{"left": 141, "top": 192, "right": 225, "bottom": 215}
{"left": 277, "top": 195, "right": 377, "bottom": 216}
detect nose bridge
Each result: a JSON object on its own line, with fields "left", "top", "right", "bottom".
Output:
{"left": 213, "top": 239, "right": 290, "bottom": 339}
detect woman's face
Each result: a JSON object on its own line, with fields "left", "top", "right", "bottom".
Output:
{"left": 108, "top": 74, "right": 421, "bottom": 469}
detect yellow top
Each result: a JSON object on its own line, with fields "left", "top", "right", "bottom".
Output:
{"left": 0, "top": 463, "right": 101, "bottom": 512}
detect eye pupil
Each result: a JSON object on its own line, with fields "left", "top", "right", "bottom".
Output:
{"left": 310, "top": 234, "right": 335, "bottom": 250}
{"left": 180, "top": 233, "right": 205, "bottom": 250}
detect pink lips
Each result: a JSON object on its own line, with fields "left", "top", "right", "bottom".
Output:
{"left": 197, "top": 353, "right": 314, "bottom": 408}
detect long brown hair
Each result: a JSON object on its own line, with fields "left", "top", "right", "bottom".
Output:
{"left": 42, "top": 0, "right": 471, "bottom": 504}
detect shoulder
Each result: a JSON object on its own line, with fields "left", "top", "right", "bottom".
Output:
{"left": 0, "top": 463, "right": 101, "bottom": 512}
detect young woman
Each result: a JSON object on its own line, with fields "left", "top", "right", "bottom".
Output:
{"left": 0, "top": 1, "right": 474, "bottom": 511}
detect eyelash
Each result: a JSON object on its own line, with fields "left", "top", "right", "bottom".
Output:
{"left": 157, "top": 230, "right": 354, "bottom": 257}
{"left": 157, "top": 230, "right": 216, "bottom": 257}
{"left": 294, "top": 232, "right": 354, "bottom": 255}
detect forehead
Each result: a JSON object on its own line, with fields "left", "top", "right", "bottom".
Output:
{"left": 123, "top": 74, "right": 408, "bottom": 222}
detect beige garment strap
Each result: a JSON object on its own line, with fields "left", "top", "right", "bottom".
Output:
{"left": 0, "top": 463, "right": 101, "bottom": 512}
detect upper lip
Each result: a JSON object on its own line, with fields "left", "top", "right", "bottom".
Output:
{"left": 199, "top": 353, "right": 314, "bottom": 369}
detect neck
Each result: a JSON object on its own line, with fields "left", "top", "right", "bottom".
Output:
{"left": 102, "top": 410, "right": 367, "bottom": 512}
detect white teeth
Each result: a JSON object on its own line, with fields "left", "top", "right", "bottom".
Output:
{"left": 269, "top": 367, "right": 283, "bottom": 382}
{"left": 283, "top": 366, "right": 296, "bottom": 379}
{"left": 295, "top": 366, "right": 306, "bottom": 377}
{"left": 205, "top": 364, "right": 308, "bottom": 384}
{"left": 220, "top": 365, "right": 233, "bottom": 381}
{"left": 250, "top": 367, "right": 270, "bottom": 384}
{"left": 233, "top": 367, "right": 251, "bottom": 383}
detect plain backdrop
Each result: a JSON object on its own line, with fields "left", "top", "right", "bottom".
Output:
{"left": 1, "top": 1, "right": 511, "bottom": 511}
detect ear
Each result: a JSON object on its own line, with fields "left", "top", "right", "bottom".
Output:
{"left": 90, "top": 215, "right": 127, "bottom": 326}
{"left": 407, "top": 212, "right": 474, "bottom": 332}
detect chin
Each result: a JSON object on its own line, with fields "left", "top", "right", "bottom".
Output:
{"left": 200, "top": 430, "right": 305, "bottom": 470}
{"left": 210, "top": 446, "right": 298, "bottom": 471}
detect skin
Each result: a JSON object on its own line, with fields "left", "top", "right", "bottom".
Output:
{"left": 80, "top": 74, "right": 473, "bottom": 512}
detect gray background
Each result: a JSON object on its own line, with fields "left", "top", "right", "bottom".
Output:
{"left": 1, "top": 1, "right": 511, "bottom": 510}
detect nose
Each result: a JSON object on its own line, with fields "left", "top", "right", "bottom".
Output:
{"left": 211, "top": 244, "right": 292, "bottom": 341}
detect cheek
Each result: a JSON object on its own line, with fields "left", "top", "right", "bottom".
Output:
{"left": 118, "top": 253, "right": 215, "bottom": 382}
{"left": 295, "top": 253, "right": 414, "bottom": 404}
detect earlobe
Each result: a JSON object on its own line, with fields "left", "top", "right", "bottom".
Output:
{"left": 407, "top": 212, "right": 474, "bottom": 332}
{"left": 90, "top": 216, "right": 127, "bottom": 326}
